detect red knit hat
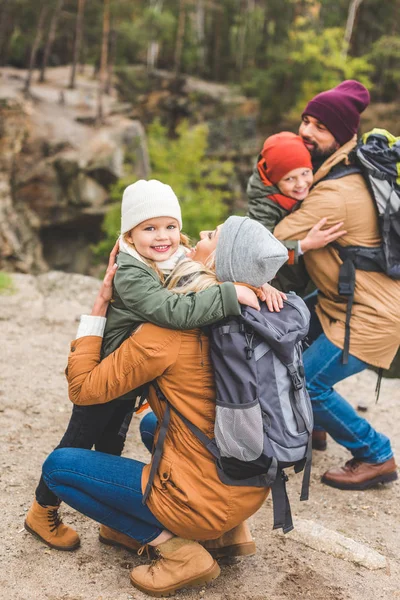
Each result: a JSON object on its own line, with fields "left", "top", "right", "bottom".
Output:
{"left": 261, "top": 132, "right": 313, "bottom": 184}
{"left": 302, "top": 80, "right": 370, "bottom": 146}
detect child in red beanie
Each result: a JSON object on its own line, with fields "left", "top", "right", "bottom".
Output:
{"left": 247, "top": 132, "right": 313, "bottom": 278}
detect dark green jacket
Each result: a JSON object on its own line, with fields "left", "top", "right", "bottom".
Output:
{"left": 101, "top": 251, "right": 240, "bottom": 358}
{"left": 247, "top": 166, "right": 311, "bottom": 295}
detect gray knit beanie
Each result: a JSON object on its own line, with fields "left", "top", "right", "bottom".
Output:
{"left": 215, "top": 216, "right": 288, "bottom": 286}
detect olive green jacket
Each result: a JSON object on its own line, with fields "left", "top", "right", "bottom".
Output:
{"left": 101, "top": 251, "right": 240, "bottom": 358}
{"left": 247, "top": 166, "right": 311, "bottom": 295}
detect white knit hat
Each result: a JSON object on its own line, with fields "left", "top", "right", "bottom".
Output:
{"left": 121, "top": 179, "right": 182, "bottom": 234}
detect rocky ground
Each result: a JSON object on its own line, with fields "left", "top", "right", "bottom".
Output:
{"left": 0, "top": 272, "right": 399, "bottom": 600}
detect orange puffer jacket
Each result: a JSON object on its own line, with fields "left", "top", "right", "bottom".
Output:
{"left": 67, "top": 325, "right": 269, "bottom": 540}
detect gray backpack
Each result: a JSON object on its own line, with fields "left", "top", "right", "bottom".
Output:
{"left": 143, "top": 292, "right": 313, "bottom": 533}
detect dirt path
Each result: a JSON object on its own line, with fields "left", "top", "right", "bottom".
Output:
{"left": 1, "top": 273, "right": 399, "bottom": 600}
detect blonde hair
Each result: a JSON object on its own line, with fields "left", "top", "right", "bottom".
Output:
{"left": 123, "top": 231, "right": 191, "bottom": 283}
{"left": 166, "top": 256, "right": 218, "bottom": 294}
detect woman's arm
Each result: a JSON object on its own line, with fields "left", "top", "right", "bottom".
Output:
{"left": 68, "top": 243, "right": 180, "bottom": 405}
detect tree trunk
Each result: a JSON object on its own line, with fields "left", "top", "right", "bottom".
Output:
{"left": 342, "top": 0, "right": 364, "bottom": 59}
{"left": 69, "top": 0, "right": 86, "bottom": 89}
{"left": 146, "top": 0, "right": 164, "bottom": 71}
{"left": 105, "top": 28, "right": 117, "bottom": 95}
{"left": 193, "top": 0, "right": 205, "bottom": 73}
{"left": 0, "top": 0, "right": 12, "bottom": 67}
{"left": 96, "top": 0, "right": 110, "bottom": 125}
{"left": 237, "top": 0, "right": 255, "bottom": 77}
{"left": 212, "top": 5, "right": 221, "bottom": 81}
{"left": 24, "top": 4, "right": 48, "bottom": 94}
{"left": 174, "top": 0, "right": 186, "bottom": 76}
{"left": 39, "top": 0, "right": 64, "bottom": 83}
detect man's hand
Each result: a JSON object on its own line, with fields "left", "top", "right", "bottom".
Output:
{"left": 300, "top": 217, "right": 347, "bottom": 253}
{"left": 234, "top": 285, "right": 260, "bottom": 311}
{"left": 91, "top": 240, "right": 119, "bottom": 316}
{"left": 260, "top": 282, "right": 287, "bottom": 312}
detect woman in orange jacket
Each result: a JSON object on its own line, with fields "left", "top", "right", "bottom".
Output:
{"left": 42, "top": 216, "right": 288, "bottom": 598}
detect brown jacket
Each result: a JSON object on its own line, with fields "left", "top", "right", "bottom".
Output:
{"left": 67, "top": 326, "right": 268, "bottom": 540}
{"left": 274, "top": 140, "right": 400, "bottom": 369}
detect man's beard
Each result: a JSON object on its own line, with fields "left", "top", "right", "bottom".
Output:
{"left": 303, "top": 138, "right": 338, "bottom": 162}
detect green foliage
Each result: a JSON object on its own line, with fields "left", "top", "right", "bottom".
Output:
{"left": 369, "top": 36, "right": 400, "bottom": 102}
{"left": 93, "top": 119, "right": 234, "bottom": 260}
{"left": 286, "top": 24, "right": 373, "bottom": 117}
{"left": 0, "top": 272, "right": 15, "bottom": 295}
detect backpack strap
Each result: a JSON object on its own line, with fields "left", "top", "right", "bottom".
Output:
{"left": 118, "top": 384, "right": 149, "bottom": 439}
{"left": 142, "top": 385, "right": 171, "bottom": 505}
{"left": 271, "top": 471, "right": 294, "bottom": 534}
{"left": 142, "top": 381, "right": 221, "bottom": 505}
{"left": 298, "top": 435, "right": 313, "bottom": 502}
{"left": 337, "top": 255, "right": 356, "bottom": 365}
{"left": 321, "top": 163, "right": 361, "bottom": 182}
{"left": 331, "top": 242, "right": 386, "bottom": 364}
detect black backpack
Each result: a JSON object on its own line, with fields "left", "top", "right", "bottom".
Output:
{"left": 142, "top": 293, "right": 313, "bottom": 534}
{"left": 328, "top": 129, "right": 400, "bottom": 364}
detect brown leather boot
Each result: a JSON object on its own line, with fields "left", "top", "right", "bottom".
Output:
{"left": 24, "top": 499, "right": 80, "bottom": 551}
{"left": 202, "top": 521, "right": 256, "bottom": 558}
{"left": 130, "top": 537, "right": 220, "bottom": 597}
{"left": 321, "top": 457, "right": 398, "bottom": 490}
{"left": 312, "top": 430, "right": 327, "bottom": 451}
{"left": 99, "top": 524, "right": 141, "bottom": 552}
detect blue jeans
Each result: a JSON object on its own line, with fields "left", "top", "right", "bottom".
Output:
{"left": 140, "top": 411, "right": 158, "bottom": 453}
{"left": 42, "top": 434, "right": 164, "bottom": 544}
{"left": 303, "top": 333, "right": 393, "bottom": 463}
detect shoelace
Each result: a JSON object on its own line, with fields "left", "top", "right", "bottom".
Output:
{"left": 47, "top": 508, "right": 62, "bottom": 532}
{"left": 138, "top": 545, "right": 162, "bottom": 573}
{"left": 345, "top": 458, "right": 362, "bottom": 471}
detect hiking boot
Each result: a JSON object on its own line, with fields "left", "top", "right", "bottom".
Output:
{"left": 321, "top": 457, "right": 398, "bottom": 490}
{"left": 312, "top": 430, "right": 327, "bottom": 451}
{"left": 130, "top": 537, "right": 220, "bottom": 597}
{"left": 24, "top": 499, "right": 80, "bottom": 551}
{"left": 99, "top": 524, "right": 141, "bottom": 552}
{"left": 202, "top": 521, "right": 256, "bottom": 558}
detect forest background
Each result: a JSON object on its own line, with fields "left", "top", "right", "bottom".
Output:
{"left": 1, "top": 0, "right": 400, "bottom": 269}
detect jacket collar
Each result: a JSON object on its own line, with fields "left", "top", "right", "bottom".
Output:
{"left": 313, "top": 137, "right": 358, "bottom": 185}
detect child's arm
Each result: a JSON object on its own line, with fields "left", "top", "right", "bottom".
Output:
{"left": 247, "top": 167, "right": 301, "bottom": 265}
{"left": 115, "top": 262, "right": 248, "bottom": 330}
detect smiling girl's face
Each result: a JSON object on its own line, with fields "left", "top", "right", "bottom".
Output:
{"left": 127, "top": 216, "right": 180, "bottom": 262}
{"left": 187, "top": 226, "right": 222, "bottom": 264}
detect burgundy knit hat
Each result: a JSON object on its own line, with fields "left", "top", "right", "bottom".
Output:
{"left": 261, "top": 132, "right": 312, "bottom": 184}
{"left": 302, "top": 80, "right": 370, "bottom": 146}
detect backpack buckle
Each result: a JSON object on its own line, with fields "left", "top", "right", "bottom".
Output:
{"left": 338, "top": 281, "right": 353, "bottom": 296}
{"left": 290, "top": 370, "right": 303, "bottom": 390}
{"left": 245, "top": 346, "right": 254, "bottom": 360}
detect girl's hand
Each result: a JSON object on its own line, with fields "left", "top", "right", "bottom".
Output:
{"left": 91, "top": 240, "right": 119, "bottom": 316}
{"left": 300, "top": 217, "right": 347, "bottom": 253}
{"left": 234, "top": 284, "right": 260, "bottom": 311}
{"left": 260, "top": 282, "right": 287, "bottom": 312}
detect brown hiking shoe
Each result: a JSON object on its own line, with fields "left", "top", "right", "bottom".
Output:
{"left": 202, "top": 521, "right": 256, "bottom": 558}
{"left": 130, "top": 537, "right": 220, "bottom": 597}
{"left": 99, "top": 524, "right": 141, "bottom": 552}
{"left": 321, "top": 457, "right": 398, "bottom": 490}
{"left": 24, "top": 499, "right": 80, "bottom": 551}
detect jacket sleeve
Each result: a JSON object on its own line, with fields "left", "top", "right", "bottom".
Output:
{"left": 67, "top": 325, "right": 181, "bottom": 406}
{"left": 247, "top": 166, "right": 301, "bottom": 262}
{"left": 115, "top": 268, "right": 240, "bottom": 329}
{"left": 274, "top": 181, "right": 347, "bottom": 242}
